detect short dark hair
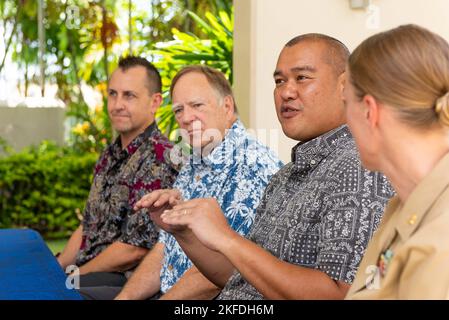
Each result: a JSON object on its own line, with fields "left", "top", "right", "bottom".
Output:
{"left": 118, "top": 56, "right": 162, "bottom": 94}
{"left": 285, "top": 33, "right": 350, "bottom": 75}
{"left": 170, "top": 65, "right": 238, "bottom": 114}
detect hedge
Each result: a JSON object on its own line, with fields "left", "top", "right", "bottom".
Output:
{"left": 0, "top": 141, "right": 97, "bottom": 239}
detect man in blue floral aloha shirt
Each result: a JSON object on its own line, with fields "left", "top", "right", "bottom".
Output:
{"left": 79, "top": 66, "right": 283, "bottom": 300}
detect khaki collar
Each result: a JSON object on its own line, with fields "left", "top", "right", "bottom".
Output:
{"left": 347, "top": 153, "right": 449, "bottom": 298}
{"left": 394, "top": 152, "right": 449, "bottom": 242}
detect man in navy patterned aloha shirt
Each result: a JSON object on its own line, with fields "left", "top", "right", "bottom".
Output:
{"left": 79, "top": 66, "right": 283, "bottom": 300}
{"left": 151, "top": 34, "right": 395, "bottom": 300}
{"left": 57, "top": 56, "right": 178, "bottom": 289}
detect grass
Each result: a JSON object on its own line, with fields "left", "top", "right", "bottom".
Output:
{"left": 46, "top": 239, "right": 68, "bottom": 255}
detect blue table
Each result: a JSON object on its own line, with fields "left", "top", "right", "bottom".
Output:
{"left": 0, "top": 229, "right": 82, "bottom": 300}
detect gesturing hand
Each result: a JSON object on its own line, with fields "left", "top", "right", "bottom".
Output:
{"left": 134, "top": 189, "right": 183, "bottom": 232}
{"left": 160, "top": 198, "right": 237, "bottom": 252}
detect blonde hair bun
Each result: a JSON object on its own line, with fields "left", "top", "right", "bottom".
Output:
{"left": 435, "top": 92, "right": 449, "bottom": 126}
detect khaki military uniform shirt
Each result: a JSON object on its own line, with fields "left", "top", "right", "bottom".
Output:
{"left": 346, "top": 152, "right": 449, "bottom": 299}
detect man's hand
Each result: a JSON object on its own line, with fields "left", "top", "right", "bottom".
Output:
{"left": 160, "top": 198, "right": 236, "bottom": 252}
{"left": 134, "top": 189, "right": 182, "bottom": 211}
{"left": 134, "top": 189, "right": 183, "bottom": 232}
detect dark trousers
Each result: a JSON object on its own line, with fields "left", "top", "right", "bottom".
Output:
{"left": 79, "top": 286, "right": 124, "bottom": 300}
{"left": 78, "top": 272, "right": 127, "bottom": 300}
{"left": 77, "top": 272, "right": 163, "bottom": 300}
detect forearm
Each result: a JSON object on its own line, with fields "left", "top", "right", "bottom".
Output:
{"left": 220, "top": 231, "right": 350, "bottom": 299}
{"left": 78, "top": 241, "right": 148, "bottom": 275}
{"left": 115, "top": 242, "right": 164, "bottom": 300}
{"left": 173, "top": 231, "right": 235, "bottom": 288}
{"left": 160, "top": 266, "right": 221, "bottom": 300}
{"left": 58, "top": 225, "right": 83, "bottom": 270}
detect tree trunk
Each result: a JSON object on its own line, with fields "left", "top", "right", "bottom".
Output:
{"left": 0, "top": 15, "right": 18, "bottom": 74}
{"left": 24, "top": 59, "right": 28, "bottom": 97}
{"left": 102, "top": 1, "right": 109, "bottom": 82}
{"left": 183, "top": 0, "right": 194, "bottom": 33}
{"left": 128, "top": 0, "right": 132, "bottom": 54}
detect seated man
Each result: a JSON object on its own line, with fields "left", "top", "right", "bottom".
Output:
{"left": 79, "top": 65, "right": 283, "bottom": 300}
{"left": 57, "top": 56, "right": 178, "bottom": 288}
{"left": 154, "top": 34, "right": 395, "bottom": 299}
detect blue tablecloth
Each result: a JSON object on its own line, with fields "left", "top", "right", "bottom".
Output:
{"left": 0, "top": 229, "right": 82, "bottom": 300}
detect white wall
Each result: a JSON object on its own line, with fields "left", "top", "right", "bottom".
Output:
{"left": 0, "top": 106, "right": 65, "bottom": 153}
{"left": 234, "top": 0, "right": 449, "bottom": 163}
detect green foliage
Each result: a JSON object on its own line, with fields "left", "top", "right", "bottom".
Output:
{"left": 0, "top": 141, "right": 97, "bottom": 239}
{"left": 1, "top": 0, "right": 234, "bottom": 148}
{"left": 153, "top": 7, "right": 234, "bottom": 137}
{"left": 153, "top": 8, "right": 233, "bottom": 87}
{"left": 0, "top": 136, "right": 14, "bottom": 155}
{"left": 0, "top": 1, "right": 234, "bottom": 237}
{"left": 68, "top": 96, "right": 112, "bottom": 154}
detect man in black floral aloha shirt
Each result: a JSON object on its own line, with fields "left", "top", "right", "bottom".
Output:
{"left": 56, "top": 56, "right": 178, "bottom": 288}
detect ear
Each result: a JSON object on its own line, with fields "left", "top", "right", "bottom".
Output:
{"left": 337, "top": 71, "right": 346, "bottom": 100}
{"left": 222, "top": 95, "right": 235, "bottom": 119}
{"left": 149, "top": 93, "right": 163, "bottom": 115}
{"left": 362, "top": 94, "right": 380, "bottom": 128}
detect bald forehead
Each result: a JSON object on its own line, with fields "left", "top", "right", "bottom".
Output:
{"left": 285, "top": 38, "right": 348, "bottom": 75}
{"left": 173, "top": 72, "right": 223, "bottom": 100}
{"left": 275, "top": 41, "right": 329, "bottom": 73}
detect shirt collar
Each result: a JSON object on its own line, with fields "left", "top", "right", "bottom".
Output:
{"left": 394, "top": 151, "right": 449, "bottom": 241}
{"left": 111, "top": 121, "right": 158, "bottom": 159}
{"left": 193, "top": 119, "right": 247, "bottom": 169}
{"left": 291, "top": 125, "right": 352, "bottom": 172}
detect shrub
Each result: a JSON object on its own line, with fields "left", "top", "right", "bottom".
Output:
{"left": 0, "top": 141, "right": 97, "bottom": 239}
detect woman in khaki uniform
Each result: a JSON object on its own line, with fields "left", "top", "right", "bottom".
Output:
{"left": 343, "top": 24, "right": 449, "bottom": 299}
